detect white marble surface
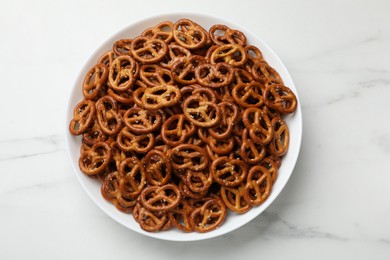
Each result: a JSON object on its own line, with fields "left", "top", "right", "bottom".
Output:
{"left": 1, "top": 0, "right": 389, "bottom": 259}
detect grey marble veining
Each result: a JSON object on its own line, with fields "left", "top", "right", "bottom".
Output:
{"left": 0, "top": 135, "right": 63, "bottom": 162}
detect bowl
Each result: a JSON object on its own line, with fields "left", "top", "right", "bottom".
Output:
{"left": 65, "top": 12, "right": 302, "bottom": 241}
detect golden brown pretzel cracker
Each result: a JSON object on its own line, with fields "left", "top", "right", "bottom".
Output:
{"left": 195, "top": 62, "right": 234, "bottom": 88}
{"left": 131, "top": 36, "right": 168, "bottom": 64}
{"left": 140, "top": 184, "right": 182, "bottom": 212}
{"left": 208, "top": 101, "right": 238, "bottom": 139}
{"left": 173, "top": 19, "right": 209, "bottom": 50}
{"left": 211, "top": 157, "right": 248, "bottom": 187}
{"left": 160, "top": 43, "right": 192, "bottom": 69}
{"left": 189, "top": 197, "right": 227, "bottom": 233}
{"left": 69, "top": 18, "right": 298, "bottom": 234}
{"left": 101, "top": 171, "right": 137, "bottom": 213}
{"left": 221, "top": 184, "right": 251, "bottom": 214}
{"left": 209, "top": 24, "right": 247, "bottom": 46}
{"left": 181, "top": 170, "right": 213, "bottom": 194}
{"left": 263, "top": 83, "right": 297, "bottom": 114}
{"left": 232, "top": 81, "right": 265, "bottom": 108}
{"left": 260, "top": 156, "right": 279, "bottom": 184}
{"left": 210, "top": 44, "right": 247, "bottom": 67}
{"left": 269, "top": 116, "right": 290, "bottom": 156}
{"left": 243, "top": 165, "right": 272, "bottom": 206}
{"left": 242, "top": 107, "right": 273, "bottom": 145}
{"left": 108, "top": 55, "right": 138, "bottom": 92}
{"left": 143, "top": 149, "right": 172, "bottom": 186}
{"left": 122, "top": 107, "right": 162, "bottom": 134}
{"left": 82, "top": 120, "right": 107, "bottom": 145}
{"left": 161, "top": 114, "right": 196, "bottom": 146}
{"left": 252, "top": 63, "right": 283, "bottom": 85}
{"left": 169, "top": 144, "right": 209, "bottom": 171}
{"left": 95, "top": 95, "right": 123, "bottom": 135}
{"left": 141, "top": 84, "right": 181, "bottom": 110}
{"left": 82, "top": 63, "right": 109, "bottom": 100}
{"left": 168, "top": 199, "right": 194, "bottom": 232}
{"left": 116, "top": 126, "right": 155, "bottom": 154}
{"left": 240, "top": 128, "right": 267, "bottom": 164}
{"left": 98, "top": 50, "right": 116, "bottom": 69}
{"left": 142, "top": 21, "right": 174, "bottom": 43}
{"left": 69, "top": 99, "right": 96, "bottom": 135}
{"left": 134, "top": 201, "right": 171, "bottom": 232}
{"left": 113, "top": 39, "right": 133, "bottom": 57}
{"left": 139, "top": 64, "right": 174, "bottom": 87}
{"left": 171, "top": 55, "right": 206, "bottom": 85}
{"left": 79, "top": 141, "right": 112, "bottom": 176}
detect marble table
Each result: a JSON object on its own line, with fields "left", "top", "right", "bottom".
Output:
{"left": 1, "top": 0, "right": 389, "bottom": 259}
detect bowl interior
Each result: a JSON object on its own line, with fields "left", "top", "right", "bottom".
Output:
{"left": 65, "top": 12, "right": 302, "bottom": 241}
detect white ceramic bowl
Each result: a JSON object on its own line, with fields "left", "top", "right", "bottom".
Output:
{"left": 65, "top": 12, "right": 302, "bottom": 241}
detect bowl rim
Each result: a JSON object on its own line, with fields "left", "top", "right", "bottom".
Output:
{"left": 65, "top": 11, "right": 302, "bottom": 242}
